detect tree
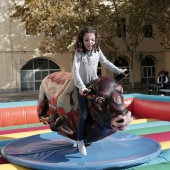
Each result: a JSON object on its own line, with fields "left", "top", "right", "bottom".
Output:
{"left": 9, "top": 0, "right": 119, "bottom": 55}
{"left": 111, "top": 0, "right": 170, "bottom": 88}
{"left": 10, "top": 0, "right": 170, "bottom": 88}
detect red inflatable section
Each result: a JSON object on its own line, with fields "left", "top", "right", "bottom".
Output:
{"left": 124, "top": 95, "right": 170, "bottom": 121}
{"left": 0, "top": 106, "right": 39, "bottom": 127}
{"left": 133, "top": 99, "right": 170, "bottom": 120}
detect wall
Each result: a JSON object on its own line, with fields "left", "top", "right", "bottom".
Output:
{"left": 0, "top": 1, "right": 73, "bottom": 93}
{"left": 165, "top": 51, "right": 170, "bottom": 79}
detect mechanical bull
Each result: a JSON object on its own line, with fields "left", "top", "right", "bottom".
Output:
{"left": 37, "top": 71, "right": 133, "bottom": 142}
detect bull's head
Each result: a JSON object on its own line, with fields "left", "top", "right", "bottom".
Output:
{"left": 86, "top": 76, "right": 133, "bottom": 131}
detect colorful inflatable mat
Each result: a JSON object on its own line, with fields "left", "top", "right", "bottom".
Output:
{"left": 0, "top": 93, "right": 170, "bottom": 169}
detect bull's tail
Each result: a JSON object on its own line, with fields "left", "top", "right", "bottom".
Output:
{"left": 37, "top": 83, "right": 49, "bottom": 124}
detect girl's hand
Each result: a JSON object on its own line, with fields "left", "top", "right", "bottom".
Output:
{"left": 79, "top": 88, "right": 88, "bottom": 96}
{"left": 121, "top": 69, "right": 128, "bottom": 76}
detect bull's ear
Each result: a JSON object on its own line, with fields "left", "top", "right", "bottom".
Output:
{"left": 88, "top": 88, "right": 96, "bottom": 95}
{"left": 87, "top": 84, "right": 97, "bottom": 95}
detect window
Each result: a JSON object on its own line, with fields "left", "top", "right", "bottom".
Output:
{"left": 145, "top": 19, "right": 153, "bottom": 38}
{"left": 117, "top": 18, "right": 126, "bottom": 37}
{"left": 21, "top": 59, "right": 61, "bottom": 91}
{"left": 141, "top": 57, "right": 155, "bottom": 84}
{"left": 25, "top": 25, "right": 31, "bottom": 36}
{"left": 25, "top": 22, "right": 36, "bottom": 36}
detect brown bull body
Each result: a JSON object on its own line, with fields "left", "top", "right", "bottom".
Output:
{"left": 37, "top": 71, "right": 132, "bottom": 142}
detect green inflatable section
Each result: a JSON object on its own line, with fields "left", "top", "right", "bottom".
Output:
{"left": 129, "top": 161, "right": 170, "bottom": 170}
{"left": 0, "top": 123, "right": 44, "bottom": 131}
{"left": 125, "top": 125, "right": 170, "bottom": 135}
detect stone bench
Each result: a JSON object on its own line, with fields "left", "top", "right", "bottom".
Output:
{"left": 159, "top": 89, "right": 170, "bottom": 93}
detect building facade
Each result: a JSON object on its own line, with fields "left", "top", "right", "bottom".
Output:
{"left": 0, "top": 1, "right": 169, "bottom": 93}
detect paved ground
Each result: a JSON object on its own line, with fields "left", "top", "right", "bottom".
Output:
{"left": 0, "top": 86, "right": 169, "bottom": 103}
{"left": 0, "top": 91, "right": 39, "bottom": 102}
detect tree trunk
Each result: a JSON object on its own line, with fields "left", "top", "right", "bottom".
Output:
{"left": 129, "top": 50, "right": 135, "bottom": 89}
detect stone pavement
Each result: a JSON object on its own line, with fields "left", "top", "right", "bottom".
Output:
{"left": 0, "top": 91, "right": 39, "bottom": 102}
{"left": 0, "top": 86, "right": 169, "bottom": 103}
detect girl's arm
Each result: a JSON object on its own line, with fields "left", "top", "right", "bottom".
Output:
{"left": 72, "top": 52, "right": 86, "bottom": 90}
{"left": 98, "top": 49, "right": 122, "bottom": 74}
{"left": 165, "top": 76, "right": 169, "bottom": 83}
{"left": 157, "top": 77, "right": 160, "bottom": 84}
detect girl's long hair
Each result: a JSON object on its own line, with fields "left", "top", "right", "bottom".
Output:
{"left": 75, "top": 27, "right": 100, "bottom": 52}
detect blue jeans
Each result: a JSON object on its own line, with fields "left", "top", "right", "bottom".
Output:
{"left": 76, "top": 88, "right": 88, "bottom": 141}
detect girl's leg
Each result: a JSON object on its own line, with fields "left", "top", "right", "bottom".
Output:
{"left": 76, "top": 88, "right": 88, "bottom": 155}
{"left": 76, "top": 88, "right": 88, "bottom": 140}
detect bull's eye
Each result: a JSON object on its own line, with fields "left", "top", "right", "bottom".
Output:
{"left": 95, "top": 97, "right": 106, "bottom": 104}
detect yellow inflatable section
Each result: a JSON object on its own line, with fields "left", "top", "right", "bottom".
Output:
{"left": 0, "top": 164, "right": 30, "bottom": 170}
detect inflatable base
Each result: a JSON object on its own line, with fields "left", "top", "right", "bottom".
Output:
{"left": 1, "top": 132, "right": 161, "bottom": 170}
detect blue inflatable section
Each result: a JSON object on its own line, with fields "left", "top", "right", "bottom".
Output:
{"left": 1, "top": 132, "right": 161, "bottom": 170}
{"left": 123, "top": 93, "right": 170, "bottom": 102}
{"left": 0, "top": 100, "right": 38, "bottom": 108}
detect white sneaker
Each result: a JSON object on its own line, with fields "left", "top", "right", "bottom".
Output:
{"left": 77, "top": 140, "right": 87, "bottom": 156}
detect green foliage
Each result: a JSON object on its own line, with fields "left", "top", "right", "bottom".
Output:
{"left": 9, "top": 0, "right": 170, "bottom": 55}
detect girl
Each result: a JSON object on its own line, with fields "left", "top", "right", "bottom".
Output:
{"left": 72, "top": 27, "right": 127, "bottom": 155}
